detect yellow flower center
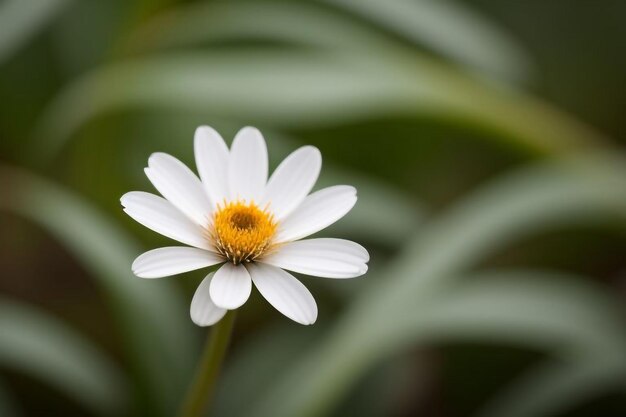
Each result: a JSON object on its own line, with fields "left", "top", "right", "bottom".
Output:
{"left": 210, "top": 200, "right": 277, "bottom": 264}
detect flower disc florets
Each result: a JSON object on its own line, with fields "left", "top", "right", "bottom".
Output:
{"left": 210, "top": 200, "right": 277, "bottom": 264}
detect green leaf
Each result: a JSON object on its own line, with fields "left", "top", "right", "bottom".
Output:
{"left": 125, "top": 0, "right": 370, "bottom": 52}
{"left": 0, "top": 0, "right": 70, "bottom": 65}
{"left": 388, "top": 271, "right": 626, "bottom": 358}
{"left": 0, "top": 165, "right": 196, "bottom": 416}
{"left": 126, "top": 0, "right": 532, "bottom": 83}
{"left": 0, "top": 298, "right": 127, "bottom": 416}
{"left": 33, "top": 51, "right": 606, "bottom": 164}
{"left": 323, "top": 0, "right": 533, "bottom": 82}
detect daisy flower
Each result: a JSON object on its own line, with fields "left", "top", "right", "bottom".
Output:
{"left": 121, "top": 126, "right": 369, "bottom": 326}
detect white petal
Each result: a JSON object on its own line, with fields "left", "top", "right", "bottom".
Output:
{"left": 228, "top": 127, "right": 268, "bottom": 203}
{"left": 260, "top": 238, "right": 368, "bottom": 278}
{"left": 121, "top": 191, "right": 212, "bottom": 250}
{"left": 132, "top": 247, "right": 224, "bottom": 278}
{"left": 194, "top": 126, "right": 230, "bottom": 208}
{"left": 275, "top": 185, "right": 357, "bottom": 242}
{"left": 247, "top": 263, "right": 317, "bottom": 325}
{"left": 261, "top": 146, "right": 322, "bottom": 221}
{"left": 210, "top": 263, "right": 252, "bottom": 310}
{"left": 191, "top": 273, "right": 227, "bottom": 326}
{"left": 146, "top": 152, "right": 212, "bottom": 226}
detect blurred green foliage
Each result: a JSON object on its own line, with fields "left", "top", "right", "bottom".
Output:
{"left": 0, "top": 1, "right": 625, "bottom": 417}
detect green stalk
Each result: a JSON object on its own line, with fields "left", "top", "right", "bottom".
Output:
{"left": 178, "top": 311, "right": 237, "bottom": 417}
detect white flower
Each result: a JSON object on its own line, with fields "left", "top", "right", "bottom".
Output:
{"left": 121, "top": 126, "right": 369, "bottom": 326}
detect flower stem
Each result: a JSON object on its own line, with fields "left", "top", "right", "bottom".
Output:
{"left": 178, "top": 311, "right": 237, "bottom": 417}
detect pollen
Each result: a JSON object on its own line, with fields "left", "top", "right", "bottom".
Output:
{"left": 209, "top": 200, "right": 277, "bottom": 264}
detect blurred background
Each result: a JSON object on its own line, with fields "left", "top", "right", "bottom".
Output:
{"left": 1, "top": 1, "right": 625, "bottom": 416}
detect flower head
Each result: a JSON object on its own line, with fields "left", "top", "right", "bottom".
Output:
{"left": 121, "top": 126, "right": 369, "bottom": 325}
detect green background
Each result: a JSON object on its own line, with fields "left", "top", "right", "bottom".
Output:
{"left": 0, "top": 1, "right": 625, "bottom": 416}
